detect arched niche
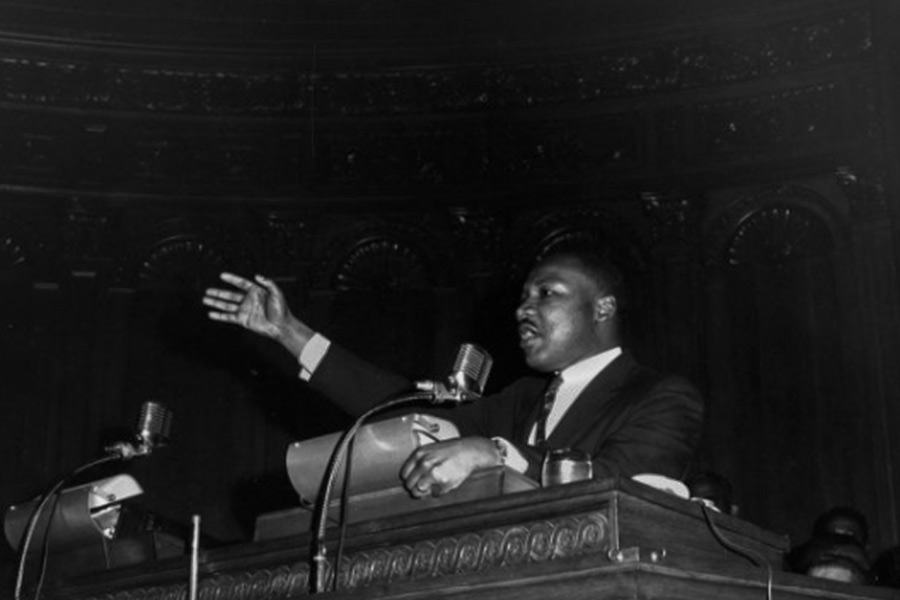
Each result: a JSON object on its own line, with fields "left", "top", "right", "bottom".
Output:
{"left": 700, "top": 181, "right": 862, "bottom": 547}
{"left": 310, "top": 224, "right": 442, "bottom": 380}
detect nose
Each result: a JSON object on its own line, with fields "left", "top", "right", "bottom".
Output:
{"left": 516, "top": 297, "right": 534, "bottom": 321}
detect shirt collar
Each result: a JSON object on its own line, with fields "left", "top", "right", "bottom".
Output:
{"left": 558, "top": 346, "right": 622, "bottom": 384}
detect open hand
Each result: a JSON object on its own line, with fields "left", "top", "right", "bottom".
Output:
{"left": 203, "top": 273, "right": 293, "bottom": 340}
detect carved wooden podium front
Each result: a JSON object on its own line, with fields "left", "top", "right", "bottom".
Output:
{"left": 43, "top": 476, "right": 898, "bottom": 600}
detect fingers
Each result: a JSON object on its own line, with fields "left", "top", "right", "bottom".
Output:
{"left": 408, "top": 475, "right": 443, "bottom": 498}
{"left": 400, "top": 446, "right": 465, "bottom": 498}
{"left": 202, "top": 273, "right": 263, "bottom": 324}
{"left": 204, "top": 274, "right": 279, "bottom": 302}
{"left": 255, "top": 275, "right": 288, "bottom": 306}
{"left": 255, "top": 274, "right": 278, "bottom": 292}
{"left": 400, "top": 448, "right": 437, "bottom": 498}
{"left": 203, "top": 288, "right": 246, "bottom": 303}
{"left": 220, "top": 272, "right": 255, "bottom": 290}
{"left": 207, "top": 311, "right": 239, "bottom": 323}
{"left": 203, "top": 273, "right": 256, "bottom": 305}
{"left": 400, "top": 438, "right": 500, "bottom": 499}
{"left": 412, "top": 480, "right": 436, "bottom": 498}
{"left": 401, "top": 455, "right": 427, "bottom": 493}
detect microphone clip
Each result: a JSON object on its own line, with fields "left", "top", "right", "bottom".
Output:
{"left": 104, "top": 437, "right": 153, "bottom": 461}
{"left": 104, "top": 439, "right": 151, "bottom": 461}
{"left": 104, "top": 401, "right": 173, "bottom": 460}
{"left": 414, "top": 379, "right": 475, "bottom": 404}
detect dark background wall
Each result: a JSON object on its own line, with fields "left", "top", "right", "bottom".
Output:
{"left": 1, "top": 0, "right": 899, "bottom": 580}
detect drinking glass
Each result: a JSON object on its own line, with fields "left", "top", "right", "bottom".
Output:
{"left": 541, "top": 448, "right": 593, "bottom": 487}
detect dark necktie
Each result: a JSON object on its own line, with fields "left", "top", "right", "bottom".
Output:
{"left": 534, "top": 374, "right": 563, "bottom": 446}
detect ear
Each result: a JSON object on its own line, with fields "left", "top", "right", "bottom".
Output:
{"left": 594, "top": 295, "right": 617, "bottom": 322}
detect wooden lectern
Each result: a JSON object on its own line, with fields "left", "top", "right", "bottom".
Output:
{"left": 39, "top": 476, "right": 900, "bottom": 600}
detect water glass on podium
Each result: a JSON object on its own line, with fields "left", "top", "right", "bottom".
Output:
{"left": 541, "top": 448, "right": 593, "bottom": 487}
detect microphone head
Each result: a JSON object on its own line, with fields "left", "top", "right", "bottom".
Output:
{"left": 137, "top": 401, "right": 173, "bottom": 449}
{"left": 449, "top": 343, "right": 493, "bottom": 400}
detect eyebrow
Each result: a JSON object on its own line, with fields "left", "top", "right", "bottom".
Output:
{"left": 524, "top": 273, "right": 570, "bottom": 290}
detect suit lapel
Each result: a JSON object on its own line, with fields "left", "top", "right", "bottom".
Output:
{"left": 546, "top": 352, "right": 638, "bottom": 447}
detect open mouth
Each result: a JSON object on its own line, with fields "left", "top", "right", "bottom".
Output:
{"left": 518, "top": 322, "right": 540, "bottom": 345}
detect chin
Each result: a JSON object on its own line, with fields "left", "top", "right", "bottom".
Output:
{"left": 524, "top": 355, "right": 554, "bottom": 373}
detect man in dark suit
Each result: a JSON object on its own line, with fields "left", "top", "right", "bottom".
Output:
{"left": 203, "top": 249, "right": 703, "bottom": 497}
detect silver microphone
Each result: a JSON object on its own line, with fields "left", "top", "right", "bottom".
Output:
{"left": 106, "top": 401, "right": 173, "bottom": 460}
{"left": 416, "top": 343, "right": 493, "bottom": 404}
{"left": 136, "top": 401, "right": 173, "bottom": 451}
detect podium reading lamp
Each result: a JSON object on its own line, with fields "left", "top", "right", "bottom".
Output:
{"left": 5, "top": 402, "right": 172, "bottom": 600}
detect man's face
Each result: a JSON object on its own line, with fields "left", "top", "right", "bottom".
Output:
{"left": 516, "top": 255, "right": 612, "bottom": 372}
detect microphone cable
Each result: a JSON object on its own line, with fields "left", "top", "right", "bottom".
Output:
{"left": 698, "top": 502, "right": 774, "bottom": 600}
{"left": 330, "top": 435, "right": 355, "bottom": 591}
{"left": 310, "top": 390, "right": 435, "bottom": 594}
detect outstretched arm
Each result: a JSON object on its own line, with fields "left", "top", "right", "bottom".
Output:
{"left": 203, "top": 271, "right": 411, "bottom": 415}
{"left": 202, "top": 272, "right": 314, "bottom": 359}
{"left": 204, "top": 271, "right": 499, "bottom": 499}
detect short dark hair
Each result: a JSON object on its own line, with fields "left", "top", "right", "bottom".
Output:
{"left": 813, "top": 506, "right": 869, "bottom": 547}
{"left": 535, "top": 246, "right": 627, "bottom": 306}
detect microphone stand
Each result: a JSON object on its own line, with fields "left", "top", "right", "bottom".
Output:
{"left": 309, "top": 390, "right": 435, "bottom": 594}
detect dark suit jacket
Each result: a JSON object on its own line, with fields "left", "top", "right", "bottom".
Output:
{"left": 309, "top": 344, "right": 704, "bottom": 483}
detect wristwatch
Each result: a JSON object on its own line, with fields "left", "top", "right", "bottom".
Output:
{"left": 491, "top": 437, "right": 508, "bottom": 466}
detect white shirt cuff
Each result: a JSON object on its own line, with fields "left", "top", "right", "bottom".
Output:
{"left": 492, "top": 437, "right": 528, "bottom": 474}
{"left": 298, "top": 333, "right": 331, "bottom": 381}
